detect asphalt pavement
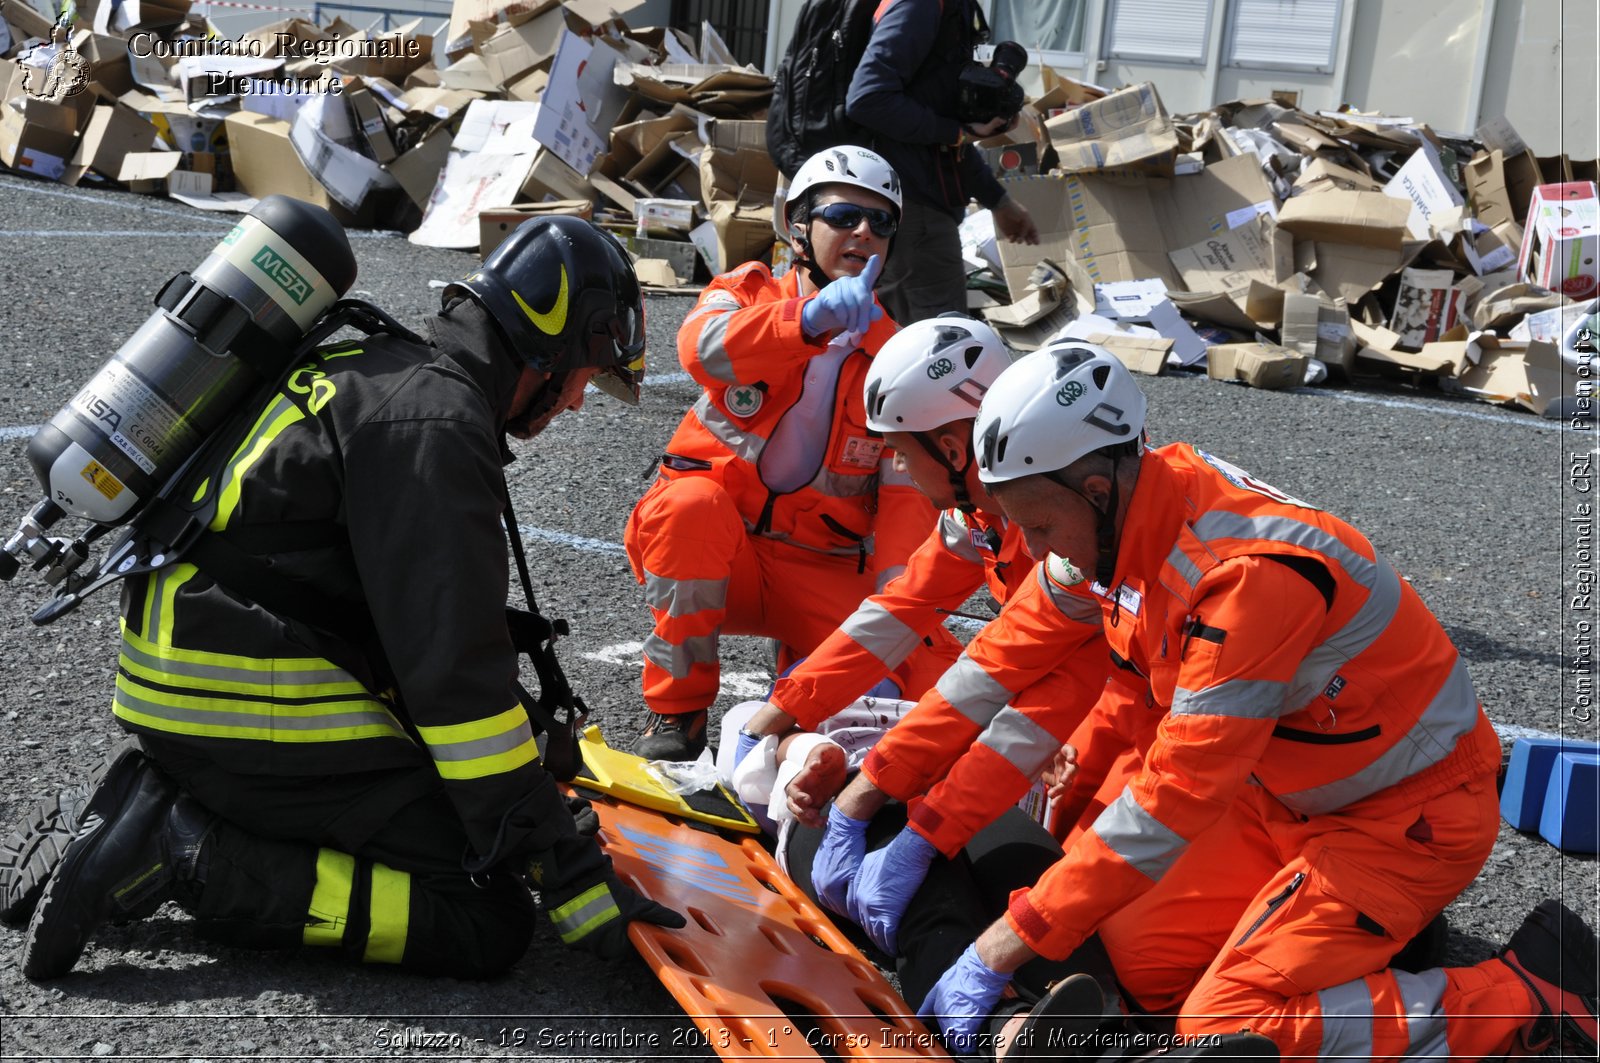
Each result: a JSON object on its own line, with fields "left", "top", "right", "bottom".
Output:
{"left": 0, "top": 171, "right": 1595, "bottom": 1059}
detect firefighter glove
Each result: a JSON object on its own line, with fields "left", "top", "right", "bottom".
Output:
{"left": 530, "top": 836, "right": 686, "bottom": 961}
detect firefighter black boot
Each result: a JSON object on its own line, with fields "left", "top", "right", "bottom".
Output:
{"left": 21, "top": 753, "right": 214, "bottom": 980}
{"left": 0, "top": 740, "right": 143, "bottom": 926}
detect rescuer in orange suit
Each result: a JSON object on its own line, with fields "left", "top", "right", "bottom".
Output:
{"left": 624, "top": 145, "right": 960, "bottom": 761}
{"left": 819, "top": 345, "right": 1598, "bottom": 1060}
{"left": 726, "top": 323, "right": 1155, "bottom": 854}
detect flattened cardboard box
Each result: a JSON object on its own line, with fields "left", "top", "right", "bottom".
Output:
{"left": 1167, "top": 214, "right": 1287, "bottom": 296}
{"left": 476, "top": 5, "right": 565, "bottom": 88}
{"left": 996, "top": 154, "right": 1273, "bottom": 303}
{"left": 1382, "top": 140, "right": 1464, "bottom": 240}
{"left": 1086, "top": 333, "right": 1169, "bottom": 376}
{"left": 64, "top": 101, "right": 157, "bottom": 186}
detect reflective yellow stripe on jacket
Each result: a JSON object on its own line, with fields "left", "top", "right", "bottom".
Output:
{"left": 114, "top": 562, "right": 411, "bottom": 745}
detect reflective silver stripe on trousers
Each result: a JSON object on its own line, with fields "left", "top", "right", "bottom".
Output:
{"left": 1092, "top": 787, "right": 1188, "bottom": 882}
{"left": 1395, "top": 967, "right": 1451, "bottom": 1058}
{"left": 934, "top": 653, "right": 1015, "bottom": 727}
{"left": 120, "top": 635, "right": 358, "bottom": 689}
{"left": 1316, "top": 977, "right": 1374, "bottom": 1061}
{"left": 643, "top": 631, "right": 720, "bottom": 679}
{"left": 693, "top": 393, "right": 766, "bottom": 465}
{"left": 939, "top": 511, "right": 984, "bottom": 563}
{"left": 1279, "top": 656, "right": 1478, "bottom": 815}
{"left": 840, "top": 599, "right": 924, "bottom": 669}
{"left": 1033, "top": 565, "right": 1105, "bottom": 625}
{"left": 114, "top": 681, "right": 405, "bottom": 735}
{"left": 1170, "top": 677, "right": 1290, "bottom": 719}
{"left": 979, "top": 706, "right": 1061, "bottom": 779}
{"left": 693, "top": 311, "right": 739, "bottom": 384}
{"left": 643, "top": 570, "right": 729, "bottom": 618}
{"left": 423, "top": 717, "right": 535, "bottom": 763}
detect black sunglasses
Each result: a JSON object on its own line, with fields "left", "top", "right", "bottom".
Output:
{"left": 810, "top": 202, "right": 898, "bottom": 238}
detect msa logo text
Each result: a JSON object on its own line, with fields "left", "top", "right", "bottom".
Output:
{"left": 252, "top": 246, "right": 313, "bottom": 305}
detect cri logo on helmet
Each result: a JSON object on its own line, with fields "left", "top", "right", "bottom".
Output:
{"left": 1056, "top": 380, "right": 1085, "bottom": 407}
{"left": 926, "top": 358, "right": 954, "bottom": 380}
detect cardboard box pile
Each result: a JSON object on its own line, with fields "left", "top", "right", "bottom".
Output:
{"left": 0, "top": 0, "right": 776, "bottom": 285}
{"left": 968, "top": 85, "right": 1596, "bottom": 416}
{"left": 2, "top": 0, "right": 1594, "bottom": 413}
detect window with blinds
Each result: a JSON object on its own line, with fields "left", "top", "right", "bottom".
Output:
{"left": 989, "top": 0, "right": 1088, "bottom": 54}
{"left": 1225, "top": 0, "right": 1343, "bottom": 71}
{"left": 1105, "top": 0, "right": 1213, "bottom": 64}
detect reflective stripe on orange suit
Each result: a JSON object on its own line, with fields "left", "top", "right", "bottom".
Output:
{"left": 768, "top": 509, "right": 1030, "bottom": 731}
{"left": 880, "top": 443, "right": 1525, "bottom": 1059}
{"left": 1048, "top": 668, "right": 1160, "bottom": 845}
{"left": 856, "top": 552, "right": 1112, "bottom": 856}
{"left": 624, "top": 262, "right": 953, "bottom": 715}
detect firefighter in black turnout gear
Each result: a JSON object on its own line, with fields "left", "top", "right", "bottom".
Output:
{"left": 8, "top": 216, "right": 685, "bottom": 981}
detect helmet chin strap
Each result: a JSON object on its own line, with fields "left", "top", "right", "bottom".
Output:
{"left": 1046, "top": 454, "right": 1124, "bottom": 592}
{"left": 914, "top": 432, "right": 977, "bottom": 514}
{"left": 791, "top": 225, "right": 831, "bottom": 292}
{"left": 506, "top": 369, "right": 573, "bottom": 437}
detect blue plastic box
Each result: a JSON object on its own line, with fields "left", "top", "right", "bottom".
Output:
{"left": 1500, "top": 736, "right": 1600, "bottom": 831}
{"left": 1538, "top": 752, "right": 1600, "bottom": 853}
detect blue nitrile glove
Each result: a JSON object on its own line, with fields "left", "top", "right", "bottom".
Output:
{"left": 847, "top": 826, "right": 938, "bottom": 953}
{"left": 918, "top": 941, "right": 1013, "bottom": 1056}
{"left": 735, "top": 728, "right": 761, "bottom": 768}
{"left": 801, "top": 254, "right": 885, "bottom": 339}
{"left": 811, "top": 804, "right": 870, "bottom": 916}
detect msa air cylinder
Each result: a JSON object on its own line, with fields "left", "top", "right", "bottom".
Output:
{"left": 30, "top": 196, "right": 356, "bottom": 522}
{"left": 1, "top": 195, "right": 356, "bottom": 579}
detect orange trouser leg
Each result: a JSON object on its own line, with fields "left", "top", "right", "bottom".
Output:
{"left": 738, "top": 536, "right": 962, "bottom": 704}
{"left": 626, "top": 477, "right": 958, "bottom": 715}
{"left": 1158, "top": 780, "right": 1527, "bottom": 1061}
{"left": 625, "top": 476, "right": 753, "bottom": 716}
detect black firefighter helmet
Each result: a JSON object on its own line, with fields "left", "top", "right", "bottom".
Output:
{"left": 446, "top": 215, "right": 646, "bottom": 404}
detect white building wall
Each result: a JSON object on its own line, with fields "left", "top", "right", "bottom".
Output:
{"left": 763, "top": 0, "right": 1596, "bottom": 158}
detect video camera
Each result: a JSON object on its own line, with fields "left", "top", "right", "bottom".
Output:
{"left": 957, "top": 41, "right": 1028, "bottom": 126}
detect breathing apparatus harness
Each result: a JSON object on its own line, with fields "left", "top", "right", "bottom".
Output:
{"left": 18, "top": 297, "right": 587, "bottom": 779}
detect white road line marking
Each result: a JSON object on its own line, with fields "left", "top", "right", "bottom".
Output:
{"left": 0, "top": 231, "right": 234, "bottom": 238}
{"left": 580, "top": 641, "right": 773, "bottom": 698}
{"left": 0, "top": 178, "right": 399, "bottom": 237}
{"left": 1288, "top": 387, "right": 1560, "bottom": 430}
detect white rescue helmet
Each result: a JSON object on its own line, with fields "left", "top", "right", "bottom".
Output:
{"left": 864, "top": 315, "right": 1013, "bottom": 434}
{"left": 975, "top": 342, "right": 1147, "bottom": 484}
{"left": 781, "top": 145, "right": 903, "bottom": 236}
